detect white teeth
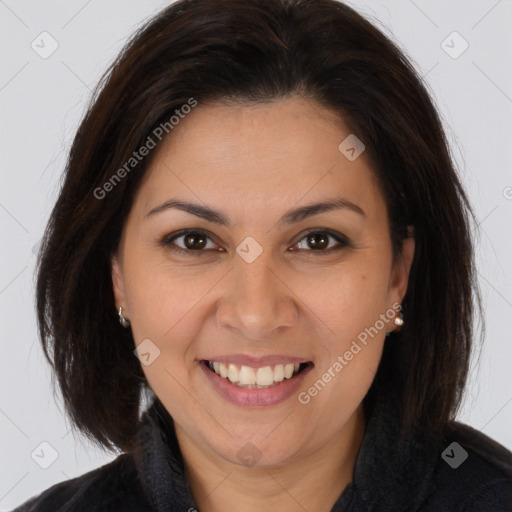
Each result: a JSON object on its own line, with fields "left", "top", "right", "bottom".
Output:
{"left": 239, "top": 365, "right": 256, "bottom": 386}
{"left": 228, "top": 363, "right": 239, "bottom": 383}
{"left": 274, "top": 364, "right": 285, "bottom": 382}
{"left": 284, "top": 363, "right": 294, "bottom": 379}
{"left": 207, "top": 360, "right": 306, "bottom": 387}
{"left": 256, "top": 366, "right": 274, "bottom": 386}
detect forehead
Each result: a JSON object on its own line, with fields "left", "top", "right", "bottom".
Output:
{"left": 134, "top": 97, "right": 385, "bottom": 224}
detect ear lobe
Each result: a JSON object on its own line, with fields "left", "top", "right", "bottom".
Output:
{"left": 111, "top": 254, "right": 126, "bottom": 310}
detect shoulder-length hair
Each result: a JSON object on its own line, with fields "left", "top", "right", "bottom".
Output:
{"left": 36, "top": 0, "right": 481, "bottom": 452}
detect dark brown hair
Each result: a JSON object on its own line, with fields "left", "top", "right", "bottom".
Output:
{"left": 36, "top": 0, "right": 481, "bottom": 452}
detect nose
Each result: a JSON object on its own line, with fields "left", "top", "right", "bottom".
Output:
{"left": 215, "top": 255, "right": 299, "bottom": 341}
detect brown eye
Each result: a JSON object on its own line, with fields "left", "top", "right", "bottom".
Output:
{"left": 304, "top": 232, "right": 330, "bottom": 250}
{"left": 182, "top": 232, "right": 208, "bottom": 250}
{"left": 294, "top": 230, "right": 349, "bottom": 253}
{"left": 162, "top": 229, "right": 219, "bottom": 253}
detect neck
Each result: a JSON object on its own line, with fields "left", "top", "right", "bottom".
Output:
{"left": 175, "top": 405, "right": 366, "bottom": 512}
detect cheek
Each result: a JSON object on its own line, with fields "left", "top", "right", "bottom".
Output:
{"left": 122, "top": 256, "right": 227, "bottom": 389}
{"left": 123, "top": 252, "right": 214, "bottom": 337}
{"left": 301, "top": 292, "right": 387, "bottom": 425}
{"left": 296, "top": 259, "right": 390, "bottom": 404}
{"left": 122, "top": 260, "right": 210, "bottom": 409}
{"left": 302, "top": 260, "right": 391, "bottom": 341}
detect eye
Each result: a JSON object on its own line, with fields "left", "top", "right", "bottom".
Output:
{"left": 292, "top": 229, "right": 350, "bottom": 253}
{"left": 161, "top": 229, "right": 221, "bottom": 253}
{"left": 161, "top": 228, "right": 350, "bottom": 256}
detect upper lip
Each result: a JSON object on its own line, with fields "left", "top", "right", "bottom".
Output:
{"left": 200, "top": 354, "right": 313, "bottom": 368}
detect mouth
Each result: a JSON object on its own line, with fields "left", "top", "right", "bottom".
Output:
{"left": 201, "top": 360, "right": 313, "bottom": 389}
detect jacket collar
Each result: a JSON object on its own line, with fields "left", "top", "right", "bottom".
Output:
{"left": 134, "top": 380, "right": 440, "bottom": 511}
{"left": 133, "top": 399, "right": 197, "bottom": 511}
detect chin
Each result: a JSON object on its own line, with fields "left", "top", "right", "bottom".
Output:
{"left": 209, "top": 429, "right": 307, "bottom": 469}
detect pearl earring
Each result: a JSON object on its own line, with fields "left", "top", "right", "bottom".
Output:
{"left": 393, "top": 307, "right": 404, "bottom": 328}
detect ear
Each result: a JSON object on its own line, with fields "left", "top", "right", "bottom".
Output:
{"left": 111, "top": 253, "right": 128, "bottom": 314}
{"left": 388, "top": 227, "right": 415, "bottom": 307}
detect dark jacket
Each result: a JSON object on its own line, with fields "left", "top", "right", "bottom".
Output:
{"left": 13, "top": 380, "right": 512, "bottom": 512}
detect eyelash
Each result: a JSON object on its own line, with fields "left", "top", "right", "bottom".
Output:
{"left": 160, "top": 228, "right": 351, "bottom": 256}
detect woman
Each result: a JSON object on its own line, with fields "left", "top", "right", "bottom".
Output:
{"left": 14, "top": 0, "right": 512, "bottom": 510}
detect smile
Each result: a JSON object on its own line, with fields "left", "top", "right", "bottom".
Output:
{"left": 199, "top": 358, "right": 314, "bottom": 407}
{"left": 206, "top": 361, "right": 310, "bottom": 389}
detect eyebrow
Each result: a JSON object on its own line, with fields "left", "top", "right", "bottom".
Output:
{"left": 145, "top": 197, "right": 365, "bottom": 226}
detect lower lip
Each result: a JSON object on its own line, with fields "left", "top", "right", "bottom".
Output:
{"left": 199, "top": 361, "right": 313, "bottom": 407}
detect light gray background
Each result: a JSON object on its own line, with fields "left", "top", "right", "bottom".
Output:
{"left": 1, "top": 0, "right": 511, "bottom": 509}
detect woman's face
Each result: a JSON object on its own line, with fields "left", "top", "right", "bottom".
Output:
{"left": 112, "top": 96, "right": 414, "bottom": 467}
